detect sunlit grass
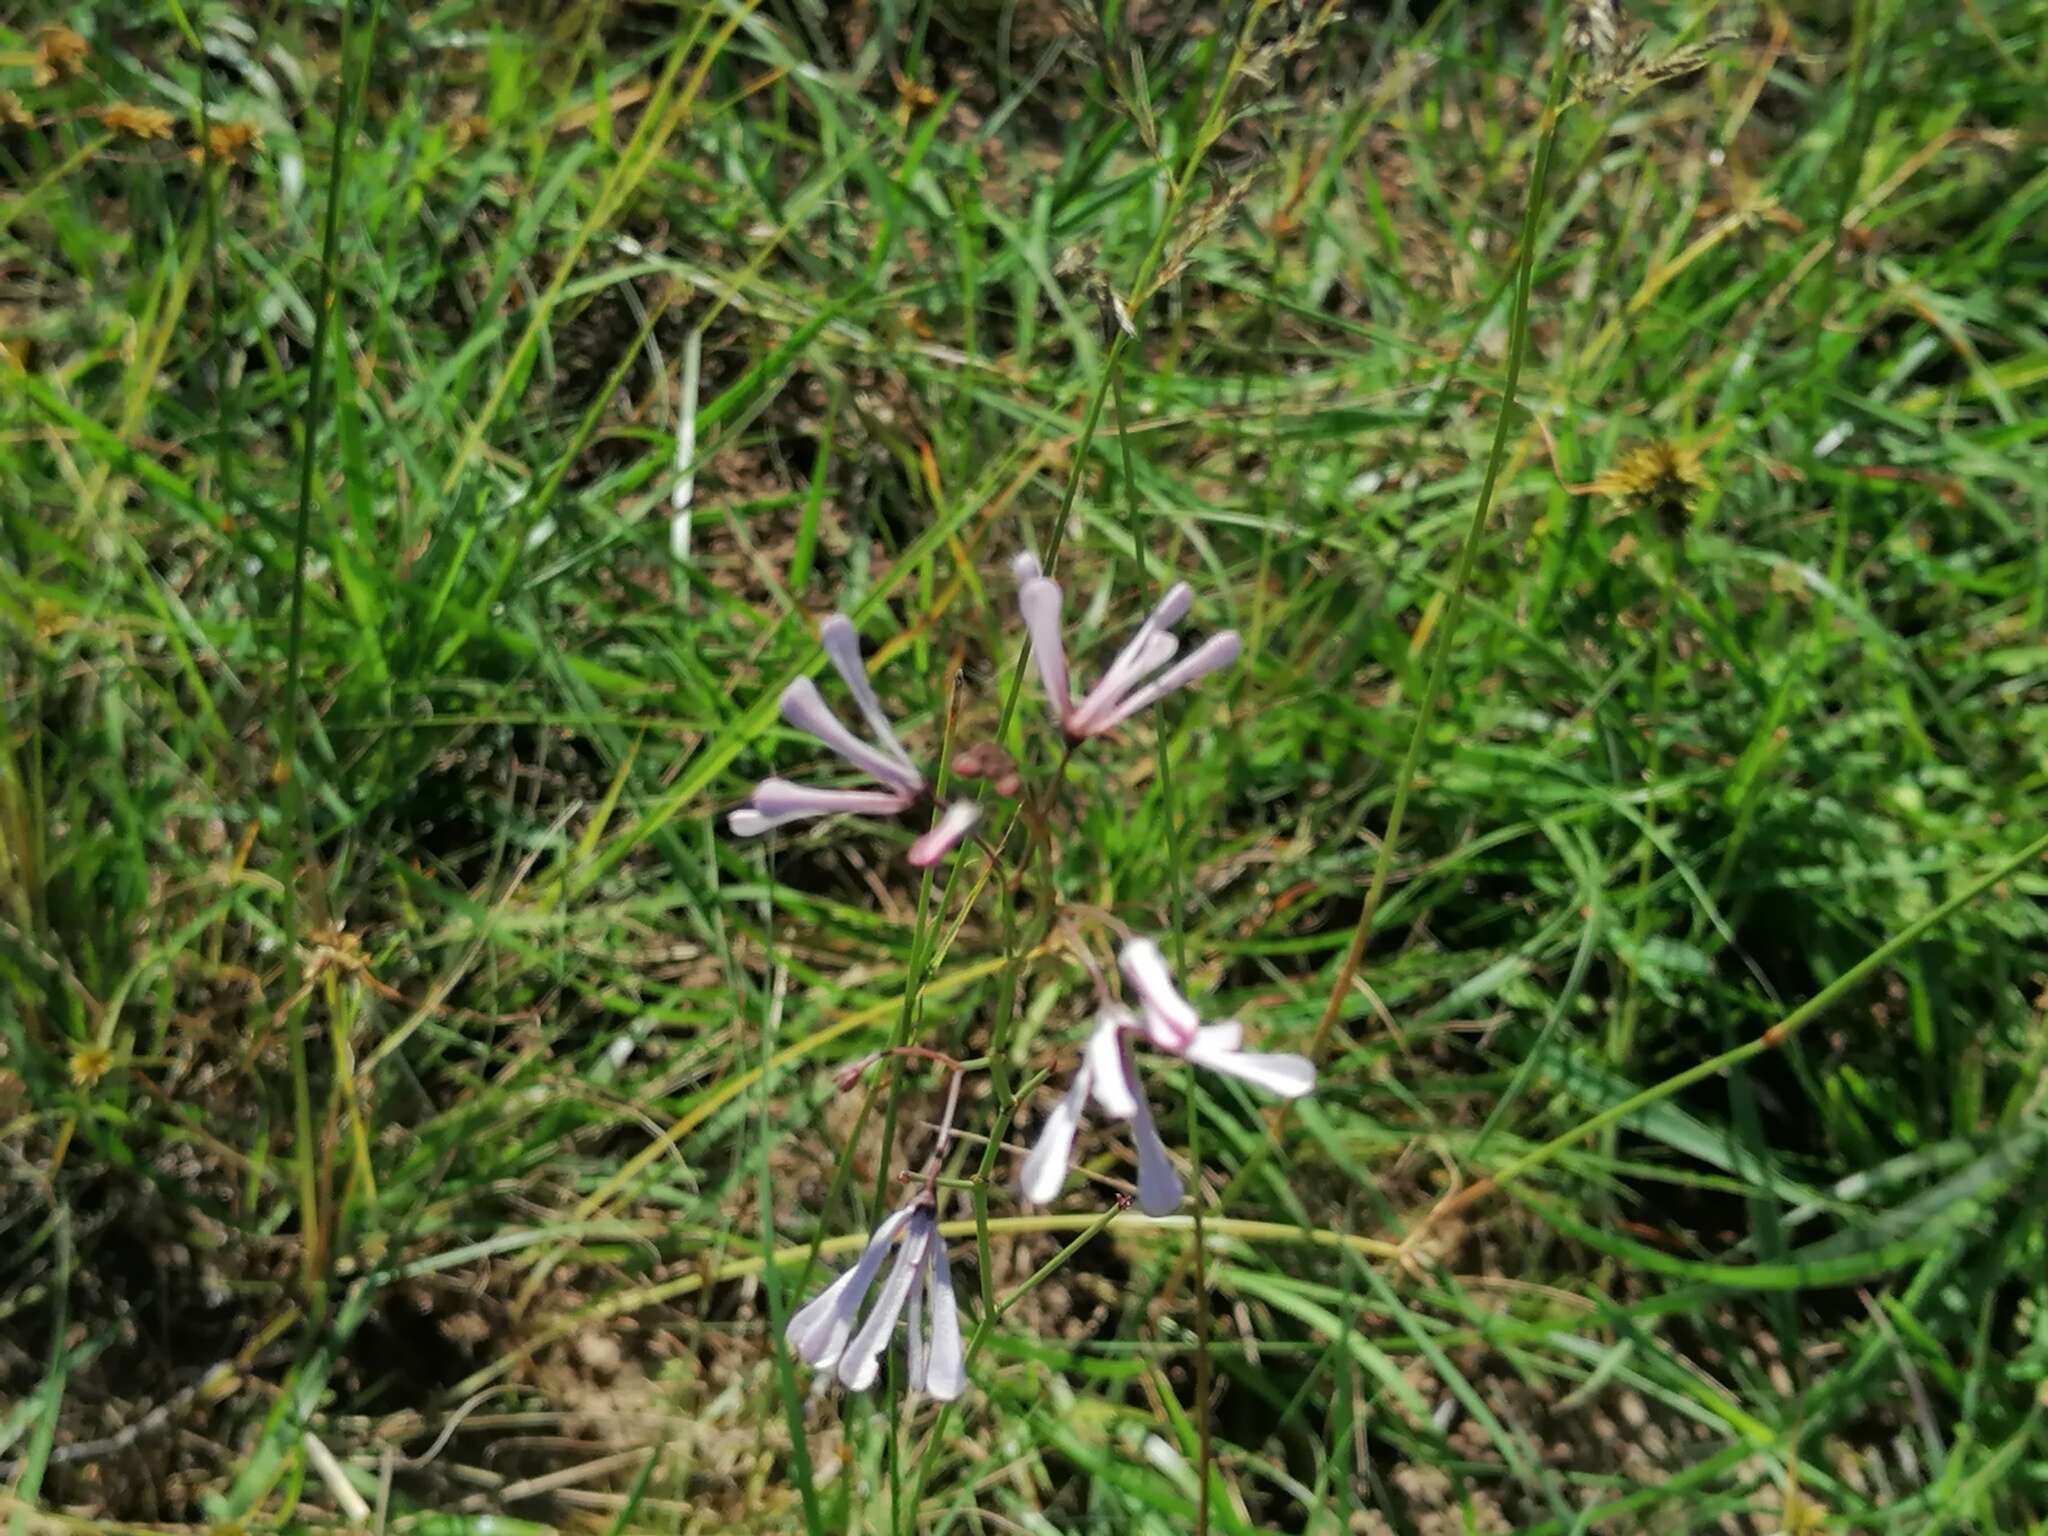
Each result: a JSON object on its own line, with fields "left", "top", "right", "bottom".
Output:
{"left": 4, "top": 2, "right": 2047, "bottom": 1532}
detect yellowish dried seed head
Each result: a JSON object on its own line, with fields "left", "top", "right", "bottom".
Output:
{"left": 101, "top": 103, "right": 176, "bottom": 141}
{"left": 209, "top": 118, "right": 261, "bottom": 159}
{"left": 1589, "top": 440, "right": 1708, "bottom": 507}
{"left": 188, "top": 119, "right": 262, "bottom": 166}
{"left": 34, "top": 24, "right": 89, "bottom": 87}
{"left": 69, "top": 1044, "right": 115, "bottom": 1088}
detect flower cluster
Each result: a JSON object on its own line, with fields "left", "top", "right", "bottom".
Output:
{"left": 736, "top": 555, "right": 1316, "bottom": 1405}
{"left": 785, "top": 1198, "right": 964, "bottom": 1400}
{"left": 1013, "top": 553, "right": 1241, "bottom": 739}
{"left": 1020, "top": 938, "right": 1314, "bottom": 1216}
{"left": 729, "top": 614, "right": 981, "bottom": 867}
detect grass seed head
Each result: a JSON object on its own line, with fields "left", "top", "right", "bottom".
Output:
{"left": 33, "top": 24, "right": 88, "bottom": 86}
{"left": 198, "top": 119, "right": 263, "bottom": 164}
{"left": 1590, "top": 439, "right": 1709, "bottom": 540}
{"left": 101, "top": 103, "right": 175, "bottom": 141}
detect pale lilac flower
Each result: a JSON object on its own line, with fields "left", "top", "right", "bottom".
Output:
{"left": 1018, "top": 938, "right": 1315, "bottom": 1216}
{"left": 1011, "top": 553, "right": 1241, "bottom": 739}
{"left": 784, "top": 1201, "right": 965, "bottom": 1400}
{"left": 729, "top": 614, "right": 978, "bottom": 863}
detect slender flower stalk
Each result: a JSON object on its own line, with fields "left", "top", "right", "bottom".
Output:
{"left": 1012, "top": 554, "right": 1241, "bottom": 739}
{"left": 1019, "top": 938, "right": 1315, "bottom": 1215}
{"left": 729, "top": 614, "right": 978, "bottom": 862}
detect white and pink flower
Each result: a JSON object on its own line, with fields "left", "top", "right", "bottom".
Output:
{"left": 785, "top": 1200, "right": 966, "bottom": 1400}
{"left": 1019, "top": 938, "right": 1315, "bottom": 1215}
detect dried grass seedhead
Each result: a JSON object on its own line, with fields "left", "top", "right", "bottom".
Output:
{"left": 1054, "top": 1, "right": 1162, "bottom": 153}
{"left": 1589, "top": 439, "right": 1709, "bottom": 541}
{"left": 1057, "top": 239, "right": 1138, "bottom": 343}
{"left": 1574, "top": 17, "right": 1745, "bottom": 106}
{"left": 1151, "top": 171, "right": 1258, "bottom": 295}
{"left": 1, "top": 91, "right": 31, "bottom": 127}
{"left": 101, "top": 103, "right": 175, "bottom": 141}
{"left": 33, "top": 24, "right": 89, "bottom": 87}
{"left": 1238, "top": 0, "right": 1344, "bottom": 90}
{"left": 1569, "top": 0, "right": 1622, "bottom": 72}
{"left": 200, "top": 119, "right": 262, "bottom": 165}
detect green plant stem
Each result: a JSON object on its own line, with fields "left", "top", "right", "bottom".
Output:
{"left": 1307, "top": 51, "right": 1572, "bottom": 1067}
{"left": 753, "top": 851, "right": 823, "bottom": 1535}
{"left": 1110, "top": 349, "right": 1214, "bottom": 1535}
{"left": 277, "top": 0, "right": 382, "bottom": 1310}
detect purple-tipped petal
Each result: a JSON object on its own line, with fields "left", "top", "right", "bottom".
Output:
{"left": 1119, "top": 938, "right": 1202, "bottom": 1052}
{"left": 1094, "top": 631, "right": 1242, "bottom": 731}
{"left": 906, "top": 800, "right": 980, "bottom": 867}
{"left": 1019, "top": 1062, "right": 1093, "bottom": 1204}
{"left": 1086, "top": 1013, "right": 1140, "bottom": 1119}
{"left": 1185, "top": 1034, "right": 1317, "bottom": 1099}
{"left": 785, "top": 1205, "right": 919, "bottom": 1370}
{"left": 780, "top": 677, "right": 925, "bottom": 796}
{"left": 1128, "top": 1082, "right": 1183, "bottom": 1217}
{"left": 1018, "top": 577, "right": 1074, "bottom": 727}
{"left": 752, "top": 777, "right": 915, "bottom": 819}
{"left": 819, "top": 616, "right": 920, "bottom": 780}
{"left": 839, "top": 1212, "right": 931, "bottom": 1391}
{"left": 922, "top": 1232, "right": 966, "bottom": 1401}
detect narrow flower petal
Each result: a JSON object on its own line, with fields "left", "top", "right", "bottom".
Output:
{"left": 904, "top": 1260, "right": 927, "bottom": 1392}
{"left": 922, "top": 1235, "right": 966, "bottom": 1401}
{"left": 752, "top": 777, "right": 913, "bottom": 819}
{"left": 780, "top": 677, "right": 924, "bottom": 795}
{"left": 1011, "top": 551, "right": 1042, "bottom": 584}
{"left": 906, "top": 800, "right": 980, "bottom": 867}
{"left": 1186, "top": 1035, "right": 1317, "bottom": 1099}
{"left": 1071, "top": 630, "right": 1180, "bottom": 734}
{"left": 1017, "top": 577, "right": 1074, "bottom": 727}
{"left": 1147, "top": 582, "right": 1195, "bottom": 632}
{"left": 729, "top": 807, "right": 812, "bottom": 838}
{"left": 819, "top": 616, "right": 920, "bottom": 779}
{"left": 1127, "top": 1082, "right": 1183, "bottom": 1217}
{"left": 785, "top": 1205, "right": 919, "bottom": 1370}
{"left": 1094, "top": 631, "right": 1242, "bottom": 731}
{"left": 1019, "top": 1061, "right": 1093, "bottom": 1204}
{"left": 1069, "top": 583, "right": 1193, "bottom": 732}
{"left": 785, "top": 1265, "right": 868, "bottom": 1367}
{"left": 1119, "top": 938, "right": 1201, "bottom": 1051}
{"left": 840, "top": 1213, "right": 931, "bottom": 1390}
{"left": 1086, "top": 1014, "right": 1140, "bottom": 1119}
{"left": 1190, "top": 1021, "right": 1242, "bottom": 1055}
